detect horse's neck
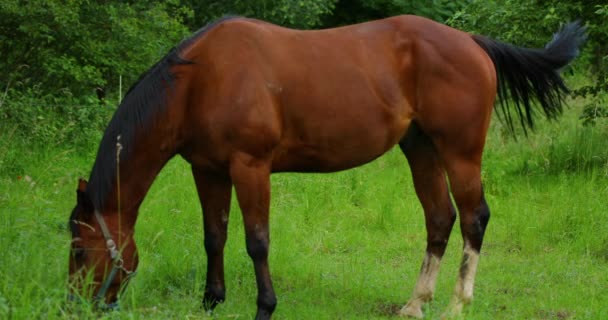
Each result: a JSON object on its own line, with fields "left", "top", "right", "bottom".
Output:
{"left": 92, "top": 72, "right": 188, "bottom": 216}
{"left": 96, "top": 125, "right": 178, "bottom": 218}
{"left": 115, "top": 143, "right": 175, "bottom": 214}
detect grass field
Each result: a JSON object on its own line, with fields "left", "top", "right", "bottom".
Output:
{"left": 0, "top": 104, "right": 607, "bottom": 319}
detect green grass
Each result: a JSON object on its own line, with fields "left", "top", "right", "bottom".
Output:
{"left": 1, "top": 105, "right": 607, "bottom": 319}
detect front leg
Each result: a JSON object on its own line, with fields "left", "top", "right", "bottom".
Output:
{"left": 192, "top": 167, "right": 232, "bottom": 310}
{"left": 230, "top": 152, "right": 277, "bottom": 320}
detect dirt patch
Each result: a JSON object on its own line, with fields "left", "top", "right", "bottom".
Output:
{"left": 374, "top": 302, "right": 402, "bottom": 316}
{"left": 536, "top": 309, "right": 574, "bottom": 320}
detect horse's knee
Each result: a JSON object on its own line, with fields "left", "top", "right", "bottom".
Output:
{"left": 246, "top": 229, "right": 270, "bottom": 261}
{"left": 204, "top": 231, "right": 226, "bottom": 257}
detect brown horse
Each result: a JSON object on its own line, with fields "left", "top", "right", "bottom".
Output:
{"left": 68, "top": 15, "right": 585, "bottom": 318}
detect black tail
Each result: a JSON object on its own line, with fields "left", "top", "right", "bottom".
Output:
{"left": 472, "top": 21, "right": 587, "bottom": 134}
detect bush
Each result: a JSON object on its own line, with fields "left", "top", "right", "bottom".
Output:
{"left": 0, "top": 0, "right": 191, "bottom": 102}
{"left": 0, "top": 86, "right": 112, "bottom": 148}
{"left": 579, "top": 92, "right": 608, "bottom": 127}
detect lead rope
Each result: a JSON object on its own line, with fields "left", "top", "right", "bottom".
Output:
{"left": 114, "top": 135, "right": 134, "bottom": 301}
{"left": 116, "top": 135, "right": 122, "bottom": 251}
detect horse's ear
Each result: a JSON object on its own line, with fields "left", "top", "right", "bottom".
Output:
{"left": 78, "top": 178, "right": 88, "bottom": 192}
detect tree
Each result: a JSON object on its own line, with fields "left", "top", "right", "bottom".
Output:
{"left": 0, "top": 0, "right": 191, "bottom": 144}
{"left": 0, "top": 0, "right": 191, "bottom": 101}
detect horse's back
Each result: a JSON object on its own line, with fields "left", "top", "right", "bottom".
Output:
{"left": 179, "top": 16, "right": 496, "bottom": 172}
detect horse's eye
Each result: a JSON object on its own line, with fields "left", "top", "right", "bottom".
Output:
{"left": 72, "top": 247, "right": 86, "bottom": 261}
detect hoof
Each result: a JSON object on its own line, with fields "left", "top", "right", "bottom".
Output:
{"left": 202, "top": 291, "right": 224, "bottom": 311}
{"left": 441, "top": 302, "right": 463, "bottom": 320}
{"left": 399, "top": 307, "right": 423, "bottom": 318}
{"left": 255, "top": 308, "right": 273, "bottom": 320}
{"left": 398, "top": 301, "right": 424, "bottom": 319}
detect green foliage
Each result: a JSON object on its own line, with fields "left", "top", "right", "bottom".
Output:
{"left": 482, "top": 103, "right": 608, "bottom": 178}
{"left": 182, "top": 0, "right": 337, "bottom": 29}
{"left": 572, "top": 4, "right": 608, "bottom": 125}
{"left": 0, "top": 87, "right": 113, "bottom": 155}
{"left": 579, "top": 93, "right": 608, "bottom": 127}
{"left": 324, "top": 0, "right": 469, "bottom": 26}
{"left": 447, "top": 0, "right": 562, "bottom": 46}
{"left": 183, "top": 0, "right": 468, "bottom": 30}
{"left": 0, "top": 0, "right": 191, "bottom": 99}
{"left": 261, "top": 0, "right": 337, "bottom": 27}
{"left": 0, "top": 0, "right": 191, "bottom": 152}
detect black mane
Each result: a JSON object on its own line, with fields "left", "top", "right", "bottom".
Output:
{"left": 82, "top": 16, "right": 241, "bottom": 213}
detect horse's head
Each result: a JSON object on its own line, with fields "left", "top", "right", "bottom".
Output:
{"left": 68, "top": 178, "right": 138, "bottom": 308}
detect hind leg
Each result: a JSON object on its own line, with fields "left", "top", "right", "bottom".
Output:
{"left": 192, "top": 167, "right": 233, "bottom": 310}
{"left": 398, "top": 124, "right": 457, "bottom": 318}
{"left": 438, "top": 142, "right": 490, "bottom": 319}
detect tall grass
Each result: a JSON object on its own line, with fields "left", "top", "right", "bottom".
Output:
{"left": 0, "top": 102, "right": 606, "bottom": 319}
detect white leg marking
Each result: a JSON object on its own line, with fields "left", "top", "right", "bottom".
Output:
{"left": 442, "top": 244, "right": 480, "bottom": 319}
{"left": 399, "top": 253, "right": 442, "bottom": 318}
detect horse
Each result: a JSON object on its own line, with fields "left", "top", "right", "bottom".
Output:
{"left": 67, "top": 15, "right": 585, "bottom": 319}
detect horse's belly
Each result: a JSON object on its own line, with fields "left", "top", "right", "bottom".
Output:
{"left": 271, "top": 146, "right": 378, "bottom": 173}
{"left": 271, "top": 117, "right": 410, "bottom": 173}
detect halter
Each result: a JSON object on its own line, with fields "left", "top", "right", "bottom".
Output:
{"left": 92, "top": 209, "right": 136, "bottom": 308}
